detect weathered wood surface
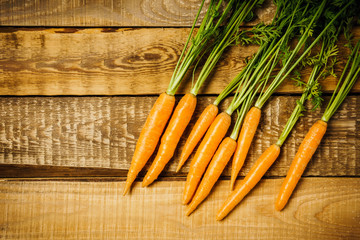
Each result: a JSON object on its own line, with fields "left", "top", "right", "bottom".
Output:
{"left": 1, "top": 27, "right": 359, "bottom": 96}
{"left": 0, "top": 178, "right": 359, "bottom": 239}
{"left": 0, "top": 0, "right": 275, "bottom": 27}
{"left": 0, "top": 95, "right": 359, "bottom": 178}
{"left": 1, "top": 1, "right": 359, "bottom": 238}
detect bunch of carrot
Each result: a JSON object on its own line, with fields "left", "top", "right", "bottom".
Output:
{"left": 184, "top": 0, "right": 326, "bottom": 214}
{"left": 124, "top": 0, "right": 270, "bottom": 195}
{"left": 123, "top": 0, "right": 360, "bottom": 221}
{"left": 124, "top": 0, "right": 235, "bottom": 195}
{"left": 217, "top": 0, "right": 360, "bottom": 220}
{"left": 142, "top": 0, "right": 266, "bottom": 188}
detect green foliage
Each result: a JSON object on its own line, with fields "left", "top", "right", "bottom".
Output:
{"left": 237, "top": 23, "right": 280, "bottom": 46}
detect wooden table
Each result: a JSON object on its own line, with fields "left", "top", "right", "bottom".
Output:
{"left": 0, "top": 1, "right": 359, "bottom": 239}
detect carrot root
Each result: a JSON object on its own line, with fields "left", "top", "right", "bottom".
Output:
{"left": 123, "top": 93, "right": 175, "bottom": 195}
{"left": 177, "top": 104, "right": 219, "bottom": 172}
{"left": 142, "top": 93, "right": 197, "bottom": 187}
{"left": 183, "top": 112, "right": 231, "bottom": 205}
{"left": 275, "top": 120, "right": 327, "bottom": 211}
{"left": 217, "top": 144, "right": 280, "bottom": 221}
{"left": 230, "top": 107, "right": 261, "bottom": 191}
{"left": 186, "top": 137, "right": 236, "bottom": 216}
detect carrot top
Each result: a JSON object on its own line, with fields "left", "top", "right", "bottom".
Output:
{"left": 321, "top": 40, "right": 360, "bottom": 122}
{"left": 222, "top": 0, "right": 313, "bottom": 116}
{"left": 166, "top": 0, "right": 231, "bottom": 96}
{"left": 254, "top": 0, "right": 355, "bottom": 110}
{"left": 189, "top": 0, "right": 265, "bottom": 97}
{"left": 276, "top": 15, "right": 349, "bottom": 146}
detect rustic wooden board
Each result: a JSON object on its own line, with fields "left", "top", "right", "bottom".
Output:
{"left": 0, "top": 0, "right": 275, "bottom": 27}
{"left": 1, "top": 27, "right": 359, "bottom": 96}
{"left": 0, "top": 95, "right": 359, "bottom": 178}
{"left": 0, "top": 178, "right": 359, "bottom": 239}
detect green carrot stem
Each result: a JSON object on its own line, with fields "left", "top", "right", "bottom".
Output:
{"left": 166, "top": 0, "right": 228, "bottom": 95}
{"left": 255, "top": 0, "right": 354, "bottom": 109}
{"left": 225, "top": 38, "right": 282, "bottom": 115}
{"left": 321, "top": 40, "right": 360, "bottom": 122}
{"left": 229, "top": 82, "right": 262, "bottom": 141}
{"left": 166, "top": 0, "right": 207, "bottom": 95}
{"left": 190, "top": 0, "right": 262, "bottom": 96}
{"left": 276, "top": 64, "right": 322, "bottom": 147}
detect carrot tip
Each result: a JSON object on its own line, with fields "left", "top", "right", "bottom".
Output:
{"left": 215, "top": 214, "right": 224, "bottom": 221}
{"left": 230, "top": 179, "right": 235, "bottom": 192}
{"left": 185, "top": 206, "right": 195, "bottom": 216}
{"left": 142, "top": 178, "right": 152, "bottom": 188}
{"left": 182, "top": 198, "right": 189, "bottom": 205}
{"left": 123, "top": 185, "right": 130, "bottom": 196}
{"left": 275, "top": 201, "right": 285, "bottom": 211}
{"left": 275, "top": 206, "right": 282, "bottom": 212}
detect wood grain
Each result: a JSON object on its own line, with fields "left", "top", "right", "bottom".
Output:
{"left": 0, "top": 27, "right": 359, "bottom": 96}
{"left": 0, "top": 0, "right": 275, "bottom": 27}
{"left": 0, "top": 95, "right": 358, "bottom": 178}
{"left": 0, "top": 178, "right": 359, "bottom": 239}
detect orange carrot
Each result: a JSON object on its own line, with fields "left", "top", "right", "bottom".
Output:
{"left": 275, "top": 39, "right": 360, "bottom": 211}
{"left": 123, "top": 93, "right": 175, "bottom": 195}
{"left": 183, "top": 112, "right": 231, "bottom": 204}
{"left": 275, "top": 120, "right": 327, "bottom": 211}
{"left": 216, "top": 144, "right": 280, "bottom": 221}
{"left": 186, "top": 137, "right": 236, "bottom": 216}
{"left": 142, "top": 93, "right": 197, "bottom": 187}
{"left": 177, "top": 104, "right": 219, "bottom": 172}
{"left": 230, "top": 106, "right": 261, "bottom": 190}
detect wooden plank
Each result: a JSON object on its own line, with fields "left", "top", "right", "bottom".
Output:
{"left": 0, "top": 27, "right": 359, "bottom": 96}
{"left": 0, "top": 178, "right": 359, "bottom": 239}
{"left": 0, "top": 0, "right": 275, "bottom": 27}
{"left": 0, "top": 95, "right": 359, "bottom": 177}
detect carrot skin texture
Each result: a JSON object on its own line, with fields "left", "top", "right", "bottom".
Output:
{"left": 216, "top": 144, "right": 280, "bottom": 221}
{"left": 230, "top": 107, "right": 261, "bottom": 190}
{"left": 123, "top": 93, "right": 175, "bottom": 195}
{"left": 177, "top": 104, "right": 219, "bottom": 172}
{"left": 183, "top": 112, "right": 231, "bottom": 204}
{"left": 186, "top": 137, "right": 236, "bottom": 216}
{"left": 142, "top": 93, "right": 197, "bottom": 187}
{"left": 275, "top": 120, "right": 327, "bottom": 211}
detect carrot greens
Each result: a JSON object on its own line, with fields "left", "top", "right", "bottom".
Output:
{"left": 218, "top": 0, "right": 359, "bottom": 219}
{"left": 176, "top": 1, "right": 279, "bottom": 172}
{"left": 166, "top": 0, "right": 223, "bottom": 95}
{"left": 276, "top": 39, "right": 360, "bottom": 211}
{"left": 142, "top": 0, "right": 268, "bottom": 187}
{"left": 124, "top": 0, "right": 235, "bottom": 195}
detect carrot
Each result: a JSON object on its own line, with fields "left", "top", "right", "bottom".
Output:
{"left": 185, "top": 93, "right": 255, "bottom": 216}
{"left": 182, "top": 112, "right": 231, "bottom": 204}
{"left": 275, "top": 120, "right": 327, "bottom": 211}
{"left": 227, "top": 0, "right": 353, "bottom": 193}
{"left": 141, "top": 0, "right": 263, "bottom": 185}
{"left": 216, "top": 144, "right": 280, "bottom": 221}
{"left": 176, "top": 0, "right": 266, "bottom": 173}
{"left": 142, "top": 93, "right": 197, "bottom": 187}
{"left": 186, "top": 137, "right": 236, "bottom": 216}
{"left": 176, "top": 60, "right": 252, "bottom": 173}
{"left": 180, "top": 36, "right": 282, "bottom": 198}
{"left": 230, "top": 106, "right": 261, "bottom": 190}
{"left": 123, "top": 93, "right": 175, "bottom": 195}
{"left": 176, "top": 104, "right": 218, "bottom": 172}
{"left": 124, "top": 0, "right": 231, "bottom": 195}
{"left": 182, "top": 11, "right": 285, "bottom": 205}
{"left": 276, "top": 39, "right": 360, "bottom": 211}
